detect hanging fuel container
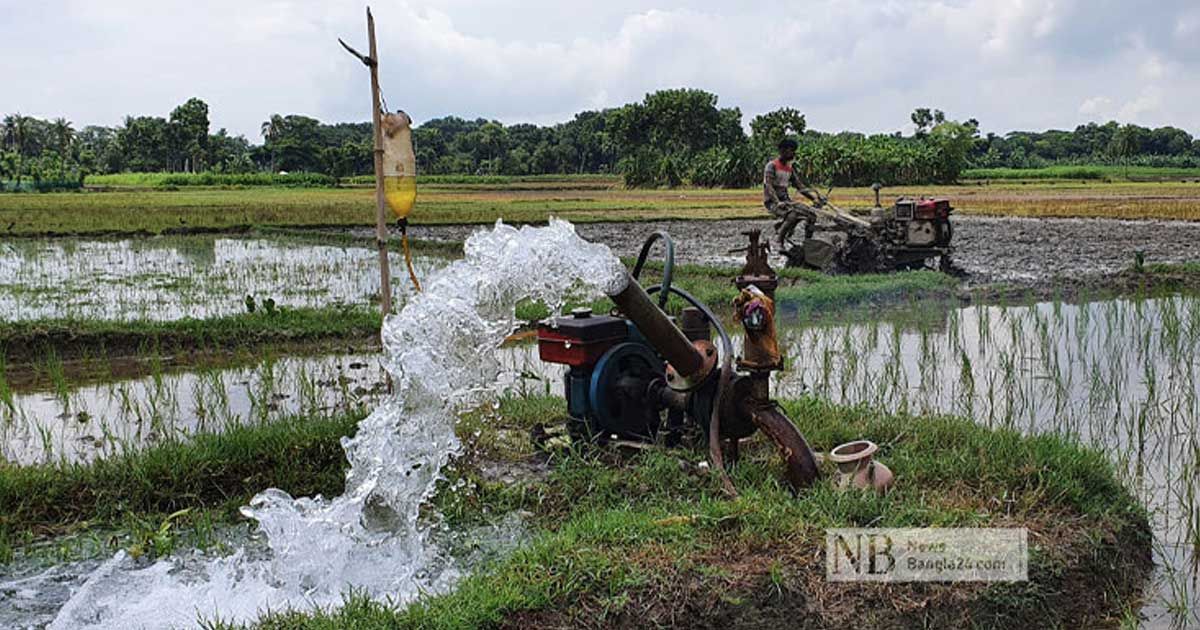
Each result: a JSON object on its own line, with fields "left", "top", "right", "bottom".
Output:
{"left": 381, "top": 110, "right": 416, "bottom": 219}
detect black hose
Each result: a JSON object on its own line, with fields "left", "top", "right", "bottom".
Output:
{"left": 631, "top": 231, "right": 675, "bottom": 310}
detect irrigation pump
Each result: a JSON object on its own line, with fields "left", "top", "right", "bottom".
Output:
{"left": 537, "top": 230, "right": 820, "bottom": 493}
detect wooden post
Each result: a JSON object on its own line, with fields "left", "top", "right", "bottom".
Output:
{"left": 341, "top": 7, "right": 393, "bottom": 316}
{"left": 366, "top": 8, "right": 393, "bottom": 316}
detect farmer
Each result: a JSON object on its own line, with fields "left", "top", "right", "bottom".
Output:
{"left": 764, "top": 138, "right": 823, "bottom": 247}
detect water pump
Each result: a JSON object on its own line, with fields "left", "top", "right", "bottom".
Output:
{"left": 537, "top": 230, "right": 819, "bottom": 493}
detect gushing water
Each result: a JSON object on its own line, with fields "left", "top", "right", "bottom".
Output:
{"left": 44, "top": 220, "right": 627, "bottom": 628}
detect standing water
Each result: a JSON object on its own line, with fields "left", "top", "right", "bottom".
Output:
{"left": 36, "top": 220, "right": 627, "bottom": 628}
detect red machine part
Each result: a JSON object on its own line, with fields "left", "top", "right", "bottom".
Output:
{"left": 537, "top": 310, "right": 628, "bottom": 368}
{"left": 914, "top": 198, "right": 952, "bottom": 219}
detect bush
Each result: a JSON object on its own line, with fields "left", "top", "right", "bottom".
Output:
{"left": 617, "top": 148, "right": 666, "bottom": 188}
{"left": 688, "top": 144, "right": 759, "bottom": 188}
{"left": 1, "top": 179, "right": 83, "bottom": 193}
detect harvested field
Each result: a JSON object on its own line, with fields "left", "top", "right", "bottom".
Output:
{"left": 379, "top": 214, "right": 1200, "bottom": 286}
{"left": 5, "top": 178, "right": 1200, "bottom": 236}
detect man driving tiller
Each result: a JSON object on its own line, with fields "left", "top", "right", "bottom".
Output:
{"left": 763, "top": 138, "right": 824, "bottom": 248}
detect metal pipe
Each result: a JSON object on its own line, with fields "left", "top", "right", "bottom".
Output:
{"left": 750, "top": 403, "right": 820, "bottom": 491}
{"left": 608, "top": 275, "right": 704, "bottom": 378}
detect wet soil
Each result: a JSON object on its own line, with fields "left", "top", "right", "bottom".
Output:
{"left": 382, "top": 216, "right": 1200, "bottom": 288}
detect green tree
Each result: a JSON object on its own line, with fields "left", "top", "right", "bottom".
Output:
{"left": 169, "top": 98, "right": 210, "bottom": 172}
{"left": 50, "top": 118, "right": 75, "bottom": 158}
{"left": 911, "top": 108, "right": 945, "bottom": 136}
{"left": 260, "top": 114, "right": 323, "bottom": 172}
{"left": 0, "top": 150, "right": 19, "bottom": 186}
{"left": 749, "top": 107, "right": 806, "bottom": 149}
{"left": 119, "top": 116, "right": 170, "bottom": 171}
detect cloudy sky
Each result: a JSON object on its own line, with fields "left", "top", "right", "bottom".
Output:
{"left": 3, "top": 0, "right": 1198, "bottom": 140}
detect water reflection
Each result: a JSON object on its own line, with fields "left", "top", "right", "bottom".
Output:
{"left": 0, "top": 236, "right": 443, "bottom": 321}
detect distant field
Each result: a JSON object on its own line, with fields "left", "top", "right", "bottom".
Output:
{"left": 4, "top": 176, "right": 1200, "bottom": 235}
{"left": 963, "top": 165, "right": 1200, "bottom": 181}
{"left": 86, "top": 172, "right": 338, "bottom": 188}
{"left": 86, "top": 166, "right": 1200, "bottom": 189}
{"left": 85, "top": 172, "right": 618, "bottom": 189}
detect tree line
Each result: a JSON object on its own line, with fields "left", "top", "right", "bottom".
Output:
{"left": 5, "top": 90, "right": 1200, "bottom": 190}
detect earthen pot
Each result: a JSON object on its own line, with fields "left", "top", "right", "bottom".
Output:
{"left": 828, "top": 440, "right": 894, "bottom": 494}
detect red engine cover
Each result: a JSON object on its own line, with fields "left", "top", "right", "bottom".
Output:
{"left": 915, "top": 198, "right": 952, "bottom": 219}
{"left": 537, "top": 312, "right": 628, "bottom": 367}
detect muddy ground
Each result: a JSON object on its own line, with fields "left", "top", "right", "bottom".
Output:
{"left": 385, "top": 216, "right": 1200, "bottom": 287}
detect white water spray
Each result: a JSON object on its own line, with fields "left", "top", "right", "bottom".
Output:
{"left": 47, "top": 220, "right": 627, "bottom": 628}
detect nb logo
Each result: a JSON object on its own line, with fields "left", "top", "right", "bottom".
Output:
{"left": 829, "top": 532, "right": 896, "bottom": 577}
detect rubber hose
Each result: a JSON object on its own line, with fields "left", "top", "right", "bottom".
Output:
{"left": 631, "top": 231, "right": 675, "bottom": 310}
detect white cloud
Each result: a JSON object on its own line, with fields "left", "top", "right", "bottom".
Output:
{"left": 1175, "top": 8, "right": 1200, "bottom": 39}
{"left": 1079, "top": 96, "right": 1113, "bottom": 116}
{"left": 1, "top": 0, "right": 1198, "bottom": 139}
{"left": 1117, "top": 88, "right": 1164, "bottom": 122}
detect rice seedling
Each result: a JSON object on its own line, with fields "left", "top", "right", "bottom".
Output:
{"left": 0, "top": 353, "right": 14, "bottom": 420}
{"left": 0, "top": 234, "right": 440, "bottom": 323}
{"left": 774, "top": 293, "right": 1200, "bottom": 623}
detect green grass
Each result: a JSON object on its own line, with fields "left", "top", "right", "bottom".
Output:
{"left": 255, "top": 226, "right": 465, "bottom": 257}
{"left": 0, "top": 390, "right": 1149, "bottom": 625}
{"left": 963, "top": 165, "right": 1200, "bottom": 181}
{"left": 1144, "top": 261, "right": 1200, "bottom": 274}
{"left": 0, "top": 412, "right": 361, "bottom": 539}
{"left": 513, "top": 262, "right": 960, "bottom": 322}
{"left": 190, "top": 395, "right": 1149, "bottom": 629}
{"left": 0, "top": 306, "right": 382, "bottom": 364}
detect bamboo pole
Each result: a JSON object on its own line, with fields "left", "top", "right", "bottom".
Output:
{"left": 366, "top": 9, "right": 393, "bottom": 316}
{"left": 341, "top": 7, "right": 393, "bottom": 316}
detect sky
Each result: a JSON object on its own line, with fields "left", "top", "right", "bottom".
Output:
{"left": 2, "top": 0, "right": 1199, "bottom": 141}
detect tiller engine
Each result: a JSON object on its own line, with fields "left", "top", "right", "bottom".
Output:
{"left": 781, "top": 187, "right": 958, "bottom": 274}
{"left": 537, "top": 230, "right": 819, "bottom": 493}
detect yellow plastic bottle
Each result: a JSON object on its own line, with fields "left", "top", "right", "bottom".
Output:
{"left": 381, "top": 111, "right": 416, "bottom": 219}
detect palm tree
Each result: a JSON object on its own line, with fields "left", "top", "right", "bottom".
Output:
{"left": 51, "top": 118, "right": 75, "bottom": 157}
{"left": 2, "top": 113, "right": 29, "bottom": 154}
{"left": 1, "top": 114, "right": 15, "bottom": 151}
{"left": 261, "top": 114, "right": 284, "bottom": 171}
{"left": 261, "top": 114, "right": 284, "bottom": 143}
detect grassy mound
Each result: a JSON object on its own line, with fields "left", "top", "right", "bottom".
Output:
{"left": 0, "top": 307, "right": 382, "bottom": 365}
{"left": 0, "top": 393, "right": 1150, "bottom": 625}
{"left": 170, "top": 395, "right": 1147, "bottom": 629}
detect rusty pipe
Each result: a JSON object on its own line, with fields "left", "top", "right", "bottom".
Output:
{"left": 750, "top": 402, "right": 821, "bottom": 492}
{"left": 608, "top": 275, "right": 704, "bottom": 378}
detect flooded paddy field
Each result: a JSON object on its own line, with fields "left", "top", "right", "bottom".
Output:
{"left": 0, "top": 352, "right": 388, "bottom": 466}
{"left": 768, "top": 295, "right": 1199, "bottom": 626}
{"left": 0, "top": 218, "right": 1196, "bottom": 627}
{"left": 3, "top": 290, "right": 1192, "bottom": 625}
{"left": 0, "top": 234, "right": 442, "bottom": 321}
{"left": 0, "top": 343, "right": 550, "bottom": 467}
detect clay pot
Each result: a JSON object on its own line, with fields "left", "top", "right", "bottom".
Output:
{"left": 828, "top": 440, "right": 894, "bottom": 494}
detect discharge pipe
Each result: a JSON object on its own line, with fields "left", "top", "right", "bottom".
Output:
{"left": 608, "top": 275, "right": 706, "bottom": 385}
